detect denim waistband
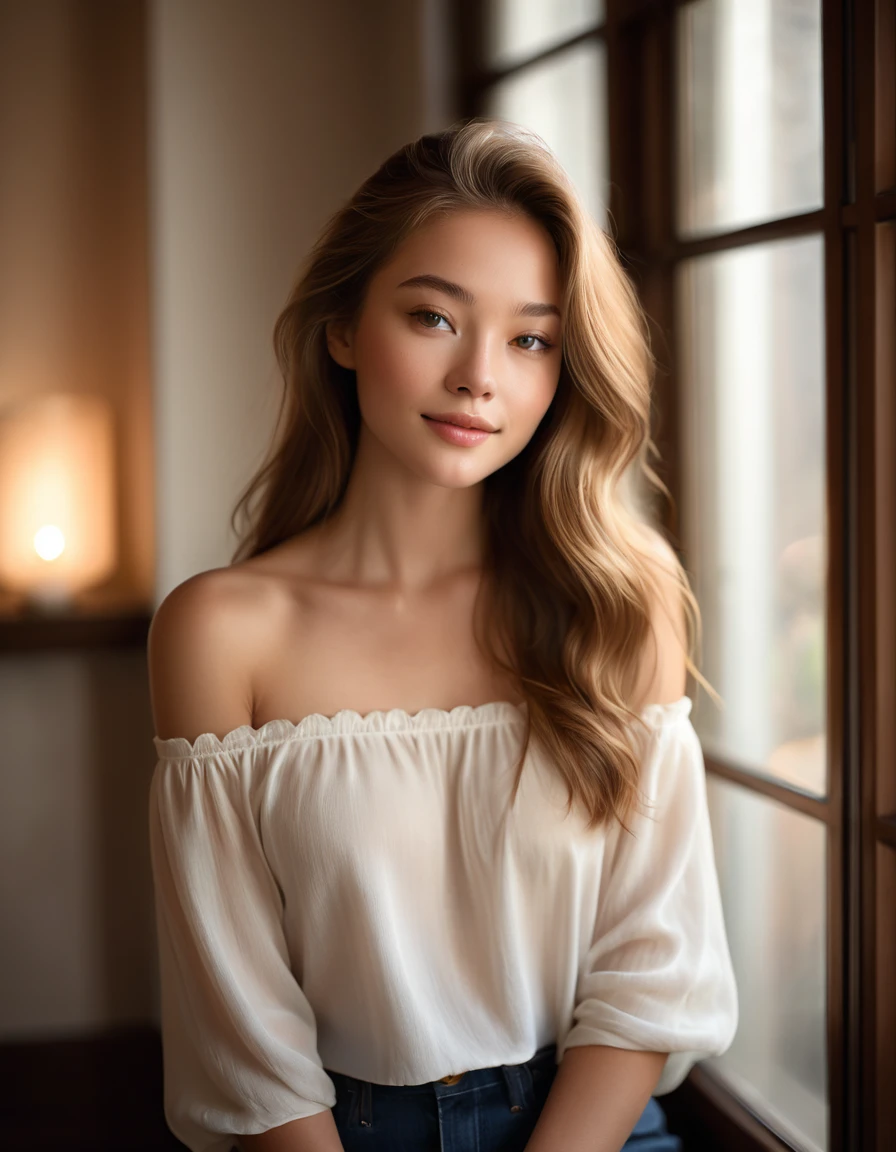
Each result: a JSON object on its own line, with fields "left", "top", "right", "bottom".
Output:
{"left": 324, "top": 1041, "right": 558, "bottom": 1099}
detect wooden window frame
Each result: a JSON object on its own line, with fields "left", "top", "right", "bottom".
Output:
{"left": 454, "top": 1, "right": 896, "bottom": 1149}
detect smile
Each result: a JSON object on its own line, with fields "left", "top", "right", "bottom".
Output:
{"left": 422, "top": 416, "right": 495, "bottom": 446}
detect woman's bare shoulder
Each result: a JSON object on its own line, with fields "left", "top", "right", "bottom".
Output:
{"left": 147, "top": 563, "right": 288, "bottom": 744}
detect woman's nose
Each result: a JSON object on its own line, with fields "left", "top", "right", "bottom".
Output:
{"left": 444, "top": 336, "right": 497, "bottom": 397}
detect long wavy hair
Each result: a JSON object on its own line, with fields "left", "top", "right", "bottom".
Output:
{"left": 230, "top": 117, "right": 714, "bottom": 833}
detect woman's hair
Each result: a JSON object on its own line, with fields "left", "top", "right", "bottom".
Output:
{"left": 230, "top": 117, "right": 714, "bottom": 833}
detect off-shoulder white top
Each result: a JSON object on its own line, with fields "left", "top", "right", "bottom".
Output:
{"left": 149, "top": 695, "right": 738, "bottom": 1152}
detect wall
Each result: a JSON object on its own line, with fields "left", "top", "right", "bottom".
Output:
{"left": 150, "top": 0, "right": 452, "bottom": 601}
{"left": 0, "top": 0, "right": 155, "bottom": 1041}
{"left": 0, "top": 647, "right": 158, "bottom": 1037}
{"left": 0, "top": 0, "right": 154, "bottom": 612}
{"left": 0, "top": 0, "right": 452, "bottom": 1040}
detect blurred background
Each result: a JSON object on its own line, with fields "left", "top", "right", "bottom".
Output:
{"left": 0, "top": 2, "right": 892, "bottom": 1151}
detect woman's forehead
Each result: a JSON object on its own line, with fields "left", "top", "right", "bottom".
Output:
{"left": 373, "top": 209, "right": 562, "bottom": 306}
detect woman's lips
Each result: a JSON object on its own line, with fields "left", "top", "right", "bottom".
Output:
{"left": 422, "top": 416, "right": 494, "bottom": 446}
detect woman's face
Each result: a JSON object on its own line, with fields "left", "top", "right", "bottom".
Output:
{"left": 325, "top": 207, "right": 564, "bottom": 489}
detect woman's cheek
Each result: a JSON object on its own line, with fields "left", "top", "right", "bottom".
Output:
{"left": 360, "top": 327, "right": 434, "bottom": 403}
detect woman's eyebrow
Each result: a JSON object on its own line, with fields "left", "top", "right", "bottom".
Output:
{"left": 395, "top": 274, "right": 561, "bottom": 319}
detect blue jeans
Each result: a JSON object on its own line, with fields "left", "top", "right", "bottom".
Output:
{"left": 325, "top": 1042, "right": 682, "bottom": 1151}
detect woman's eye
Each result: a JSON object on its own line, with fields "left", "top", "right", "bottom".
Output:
{"left": 410, "top": 310, "right": 553, "bottom": 353}
{"left": 514, "top": 334, "right": 552, "bottom": 352}
{"left": 411, "top": 309, "right": 450, "bottom": 329}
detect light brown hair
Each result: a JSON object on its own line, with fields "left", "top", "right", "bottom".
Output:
{"left": 230, "top": 117, "right": 712, "bottom": 832}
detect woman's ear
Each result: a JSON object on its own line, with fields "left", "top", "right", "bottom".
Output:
{"left": 325, "top": 319, "right": 356, "bottom": 370}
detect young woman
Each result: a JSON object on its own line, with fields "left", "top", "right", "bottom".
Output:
{"left": 148, "top": 118, "right": 738, "bottom": 1152}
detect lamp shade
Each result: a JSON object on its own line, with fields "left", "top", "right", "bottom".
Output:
{"left": 0, "top": 392, "right": 117, "bottom": 608}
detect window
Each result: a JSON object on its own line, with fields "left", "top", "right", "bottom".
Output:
{"left": 456, "top": 1, "right": 896, "bottom": 1149}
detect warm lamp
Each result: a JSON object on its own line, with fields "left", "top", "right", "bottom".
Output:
{"left": 0, "top": 393, "right": 117, "bottom": 613}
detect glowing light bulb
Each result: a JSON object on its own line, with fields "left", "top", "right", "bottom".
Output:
{"left": 34, "top": 524, "right": 66, "bottom": 561}
{"left": 0, "top": 392, "right": 117, "bottom": 609}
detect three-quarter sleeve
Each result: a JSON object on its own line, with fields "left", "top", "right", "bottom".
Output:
{"left": 556, "top": 699, "right": 739, "bottom": 1095}
{"left": 149, "top": 740, "right": 337, "bottom": 1152}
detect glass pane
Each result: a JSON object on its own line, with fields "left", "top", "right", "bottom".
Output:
{"left": 483, "top": 0, "right": 604, "bottom": 71}
{"left": 678, "top": 235, "right": 827, "bottom": 795}
{"left": 707, "top": 777, "right": 828, "bottom": 1150}
{"left": 677, "top": 0, "right": 823, "bottom": 237}
{"left": 484, "top": 40, "right": 609, "bottom": 228}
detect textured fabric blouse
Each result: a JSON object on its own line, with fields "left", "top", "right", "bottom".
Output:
{"left": 149, "top": 695, "right": 738, "bottom": 1152}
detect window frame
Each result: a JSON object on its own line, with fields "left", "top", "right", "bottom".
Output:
{"left": 453, "top": 1, "right": 896, "bottom": 1149}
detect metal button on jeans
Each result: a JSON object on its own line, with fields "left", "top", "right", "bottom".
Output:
{"left": 439, "top": 1071, "right": 466, "bottom": 1084}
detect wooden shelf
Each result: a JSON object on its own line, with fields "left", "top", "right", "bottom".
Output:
{"left": 0, "top": 608, "right": 152, "bottom": 652}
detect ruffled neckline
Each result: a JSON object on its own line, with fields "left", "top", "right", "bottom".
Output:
{"left": 153, "top": 695, "right": 693, "bottom": 760}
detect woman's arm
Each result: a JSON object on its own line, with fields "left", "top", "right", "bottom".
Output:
{"left": 238, "top": 1109, "right": 345, "bottom": 1152}
{"left": 148, "top": 576, "right": 343, "bottom": 1150}
{"left": 524, "top": 1045, "right": 667, "bottom": 1152}
{"left": 522, "top": 531, "right": 687, "bottom": 1150}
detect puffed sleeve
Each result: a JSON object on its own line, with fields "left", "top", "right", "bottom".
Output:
{"left": 556, "top": 697, "right": 739, "bottom": 1095}
{"left": 148, "top": 738, "right": 337, "bottom": 1152}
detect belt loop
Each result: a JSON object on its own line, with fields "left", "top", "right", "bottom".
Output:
{"left": 359, "top": 1078, "right": 373, "bottom": 1127}
{"left": 500, "top": 1059, "right": 533, "bottom": 1113}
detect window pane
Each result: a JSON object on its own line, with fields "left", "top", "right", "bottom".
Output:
{"left": 707, "top": 777, "right": 828, "bottom": 1150}
{"left": 483, "top": 40, "right": 608, "bottom": 228}
{"left": 483, "top": 0, "right": 604, "bottom": 71}
{"left": 677, "top": 0, "right": 823, "bottom": 237}
{"left": 678, "top": 235, "right": 827, "bottom": 795}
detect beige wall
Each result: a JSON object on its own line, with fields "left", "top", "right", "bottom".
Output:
{"left": 0, "top": 648, "right": 158, "bottom": 1038}
{"left": 150, "top": 0, "right": 452, "bottom": 601}
{"left": 0, "top": 0, "right": 453, "bottom": 1040}
{"left": 0, "top": 0, "right": 154, "bottom": 612}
